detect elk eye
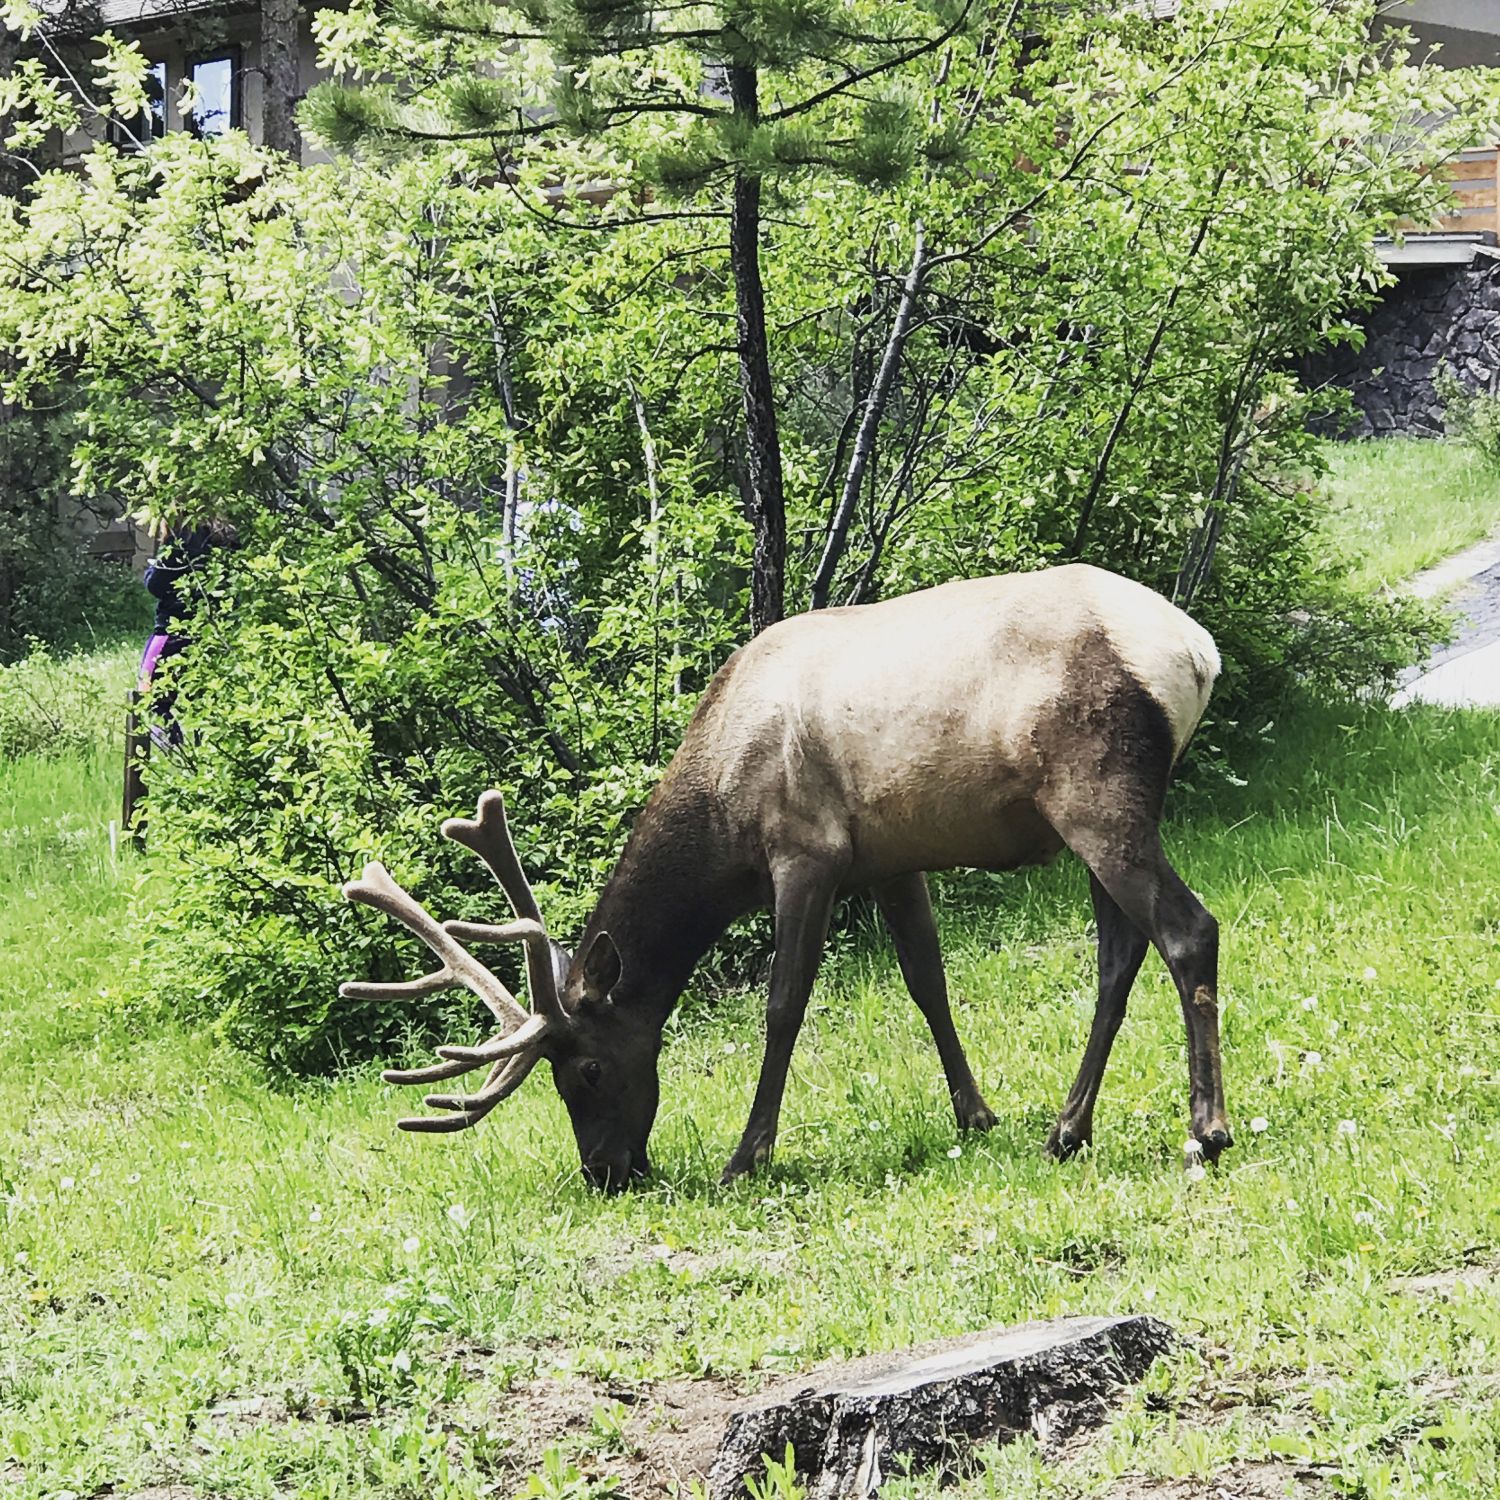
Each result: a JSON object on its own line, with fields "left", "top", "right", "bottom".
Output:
{"left": 580, "top": 1060, "right": 603, "bottom": 1089}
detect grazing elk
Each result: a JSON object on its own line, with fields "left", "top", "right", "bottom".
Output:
{"left": 343, "top": 564, "right": 1230, "bottom": 1190}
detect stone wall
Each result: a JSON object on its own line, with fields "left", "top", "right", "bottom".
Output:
{"left": 1307, "top": 250, "right": 1500, "bottom": 437}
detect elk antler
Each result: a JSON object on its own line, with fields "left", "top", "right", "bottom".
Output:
{"left": 340, "top": 791, "right": 566, "bottom": 1133}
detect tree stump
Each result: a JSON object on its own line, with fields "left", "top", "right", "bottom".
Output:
{"left": 709, "top": 1314, "right": 1175, "bottom": 1500}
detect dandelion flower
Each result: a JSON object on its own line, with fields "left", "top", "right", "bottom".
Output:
{"left": 946, "top": 1145, "right": 962, "bottom": 1160}
{"left": 1185, "top": 1162, "right": 1207, "bottom": 1183}
{"left": 1337, "top": 1119, "right": 1358, "bottom": 1137}
{"left": 1250, "top": 1117, "right": 1270, "bottom": 1134}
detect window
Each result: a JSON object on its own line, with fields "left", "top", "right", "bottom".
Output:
{"left": 187, "top": 51, "right": 239, "bottom": 138}
{"left": 107, "top": 60, "right": 167, "bottom": 149}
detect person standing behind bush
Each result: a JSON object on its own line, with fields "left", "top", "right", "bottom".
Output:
{"left": 138, "top": 517, "right": 236, "bottom": 747}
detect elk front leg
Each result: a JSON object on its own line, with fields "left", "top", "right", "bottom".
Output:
{"left": 721, "top": 855, "right": 840, "bottom": 1183}
{"left": 1047, "top": 872, "right": 1149, "bottom": 1159}
{"left": 873, "top": 872, "right": 996, "bottom": 1134}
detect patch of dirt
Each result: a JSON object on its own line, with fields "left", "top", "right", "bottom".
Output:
{"left": 490, "top": 1368, "right": 748, "bottom": 1498}
{"left": 1391, "top": 1260, "right": 1499, "bottom": 1297}
{"left": 1104, "top": 1461, "right": 1332, "bottom": 1498}
{"left": 199, "top": 1393, "right": 294, "bottom": 1434}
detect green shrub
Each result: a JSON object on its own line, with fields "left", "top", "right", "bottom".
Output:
{"left": 0, "top": 641, "right": 135, "bottom": 760}
{"left": 1436, "top": 366, "right": 1500, "bottom": 468}
{"left": 0, "top": 405, "right": 151, "bottom": 663}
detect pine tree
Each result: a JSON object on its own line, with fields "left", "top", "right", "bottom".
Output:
{"left": 308, "top": 0, "right": 970, "bottom": 633}
{"left": 259, "top": 0, "right": 302, "bottom": 158}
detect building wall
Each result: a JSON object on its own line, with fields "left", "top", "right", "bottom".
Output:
{"left": 63, "top": 10, "right": 326, "bottom": 164}
{"left": 1307, "top": 253, "right": 1500, "bottom": 437}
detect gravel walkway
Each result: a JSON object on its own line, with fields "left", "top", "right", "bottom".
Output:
{"left": 1394, "top": 550, "right": 1500, "bottom": 708}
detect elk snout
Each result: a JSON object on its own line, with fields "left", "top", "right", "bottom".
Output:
{"left": 581, "top": 1148, "right": 647, "bottom": 1193}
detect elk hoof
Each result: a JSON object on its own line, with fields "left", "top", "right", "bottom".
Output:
{"left": 958, "top": 1102, "right": 998, "bottom": 1133}
{"left": 1045, "top": 1123, "right": 1090, "bottom": 1161}
{"left": 1196, "top": 1126, "right": 1233, "bottom": 1163}
{"left": 720, "top": 1138, "right": 773, "bottom": 1184}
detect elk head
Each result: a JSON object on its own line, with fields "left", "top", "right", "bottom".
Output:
{"left": 340, "top": 792, "right": 657, "bottom": 1190}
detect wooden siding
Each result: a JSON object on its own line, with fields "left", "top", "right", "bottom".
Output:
{"left": 1436, "top": 145, "right": 1499, "bottom": 236}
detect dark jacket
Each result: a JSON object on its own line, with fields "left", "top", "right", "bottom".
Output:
{"left": 144, "top": 527, "right": 221, "bottom": 634}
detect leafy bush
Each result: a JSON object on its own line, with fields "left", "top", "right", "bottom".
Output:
{"left": 0, "top": 404, "right": 149, "bottom": 663}
{"left": 1436, "top": 366, "right": 1500, "bottom": 467}
{"left": 0, "top": 640, "right": 135, "bottom": 760}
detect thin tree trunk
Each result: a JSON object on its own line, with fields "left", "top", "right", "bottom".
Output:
{"left": 260, "top": 0, "right": 302, "bottom": 159}
{"left": 728, "top": 64, "right": 785, "bottom": 636}
{"left": 810, "top": 225, "right": 927, "bottom": 610}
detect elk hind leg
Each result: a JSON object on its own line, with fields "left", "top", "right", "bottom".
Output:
{"left": 1046, "top": 872, "right": 1149, "bottom": 1159}
{"left": 1094, "top": 840, "right": 1228, "bottom": 1160}
{"left": 874, "top": 872, "right": 996, "bottom": 1134}
{"left": 1039, "top": 787, "right": 1230, "bottom": 1162}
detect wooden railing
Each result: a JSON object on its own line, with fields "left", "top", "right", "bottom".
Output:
{"left": 1435, "top": 144, "right": 1499, "bottom": 236}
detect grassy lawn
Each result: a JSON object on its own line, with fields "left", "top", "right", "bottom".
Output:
{"left": 3, "top": 485, "right": 1499, "bottom": 1500}
{"left": 1322, "top": 439, "right": 1500, "bottom": 592}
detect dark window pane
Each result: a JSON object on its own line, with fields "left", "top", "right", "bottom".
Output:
{"left": 145, "top": 61, "right": 166, "bottom": 138}
{"left": 108, "top": 59, "right": 167, "bottom": 148}
{"left": 190, "top": 55, "right": 236, "bottom": 137}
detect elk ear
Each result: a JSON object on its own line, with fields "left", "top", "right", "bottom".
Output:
{"left": 579, "top": 931, "right": 622, "bottom": 1006}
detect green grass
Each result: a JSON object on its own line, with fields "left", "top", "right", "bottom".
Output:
{"left": 2, "top": 698, "right": 1499, "bottom": 1500}
{"left": 1322, "top": 438, "right": 1500, "bottom": 592}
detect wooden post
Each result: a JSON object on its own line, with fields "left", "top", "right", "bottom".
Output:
{"left": 123, "top": 689, "right": 148, "bottom": 848}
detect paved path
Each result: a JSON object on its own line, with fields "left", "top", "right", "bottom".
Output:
{"left": 1393, "top": 543, "right": 1500, "bottom": 709}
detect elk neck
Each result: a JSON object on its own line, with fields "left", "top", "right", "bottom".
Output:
{"left": 575, "top": 765, "right": 757, "bottom": 1026}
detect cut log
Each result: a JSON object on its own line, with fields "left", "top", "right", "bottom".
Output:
{"left": 709, "top": 1314, "right": 1175, "bottom": 1500}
